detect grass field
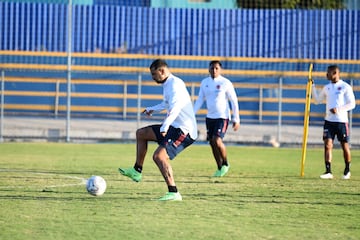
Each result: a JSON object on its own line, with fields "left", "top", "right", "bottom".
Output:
{"left": 0, "top": 142, "right": 359, "bottom": 240}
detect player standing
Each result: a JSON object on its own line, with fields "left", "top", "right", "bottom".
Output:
{"left": 312, "top": 65, "right": 356, "bottom": 179}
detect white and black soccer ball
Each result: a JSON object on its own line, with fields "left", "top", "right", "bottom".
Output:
{"left": 86, "top": 176, "right": 107, "bottom": 196}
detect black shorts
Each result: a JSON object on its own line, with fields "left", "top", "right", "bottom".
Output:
{"left": 205, "top": 118, "right": 229, "bottom": 141}
{"left": 323, "top": 120, "right": 350, "bottom": 142}
{"left": 151, "top": 125, "right": 195, "bottom": 160}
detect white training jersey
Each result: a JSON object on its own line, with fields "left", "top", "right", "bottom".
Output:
{"left": 193, "top": 75, "right": 240, "bottom": 123}
{"left": 312, "top": 79, "right": 356, "bottom": 123}
{"left": 146, "top": 74, "right": 198, "bottom": 140}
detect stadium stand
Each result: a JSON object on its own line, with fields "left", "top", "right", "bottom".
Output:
{"left": 1, "top": 2, "right": 359, "bottom": 142}
{"left": 1, "top": 51, "right": 360, "bottom": 126}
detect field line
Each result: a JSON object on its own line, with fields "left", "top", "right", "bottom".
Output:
{"left": 0, "top": 169, "right": 87, "bottom": 189}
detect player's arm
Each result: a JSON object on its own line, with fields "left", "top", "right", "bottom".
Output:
{"left": 160, "top": 85, "right": 183, "bottom": 134}
{"left": 311, "top": 83, "right": 325, "bottom": 104}
{"left": 193, "top": 84, "right": 205, "bottom": 114}
{"left": 226, "top": 82, "right": 240, "bottom": 128}
{"left": 144, "top": 101, "right": 166, "bottom": 115}
{"left": 337, "top": 85, "right": 356, "bottom": 112}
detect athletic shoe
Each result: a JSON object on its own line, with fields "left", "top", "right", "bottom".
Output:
{"left": 212, "top": 169, "right": 222, "bottom": 177}
{"left": 219, "top": 165, "right": 230, "bottom": 177}
{"left": 118, "top": 167, "right": 142, "bottom": 182}
{"left": 320, "top": 172, "right": 333, "bottom": 179}
{"left": 158, "top": 192, "right": 182, "bottom": 201}
{"left": 342, "top": 172, "right": 351, "bottom": 180}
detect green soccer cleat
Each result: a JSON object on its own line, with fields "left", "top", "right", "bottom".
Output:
{"left": 158, "top": 192, "right": 182, "bottom": 201}
{"left": 118, "top": 167, "right": 142, "bottom": 182}
{"left": 219, "top": 164, "right": 230, "bottom": 177}
{"left": 212, "top": 169, "right": 222, "bottom": 177}
{"left": 212, "top": 164, "right": 230, "bottom": 177}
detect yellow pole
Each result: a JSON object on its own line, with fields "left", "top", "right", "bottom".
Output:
{"left": 300, "top": 63, "right": 313, "bottom": 177}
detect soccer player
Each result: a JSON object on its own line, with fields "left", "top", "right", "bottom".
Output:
{"left": 193, "top": 60, "right": 240, "bottom": 177}
{"left": 312, "top": 65, "right": 356, "bottom": 179}
{"left": 118, "top": 59, "right": 198, "bottom": 201}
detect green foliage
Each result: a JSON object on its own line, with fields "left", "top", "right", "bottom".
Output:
{"left": 0, "top": 143, "right": 359, "bottom": 240}
{"left": 237, "top": 0, "right": 346, "bottom": 9}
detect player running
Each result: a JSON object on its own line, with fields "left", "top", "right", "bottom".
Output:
{"left": 193, "top": 60, "right": 240, "bottom": 177}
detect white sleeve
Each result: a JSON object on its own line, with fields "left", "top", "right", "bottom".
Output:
{"left": 160, "top": 80, "right": 184, "bottom": 133}
{"left": 312, "top": 84, "right": 325, "bottom": 104}
{"left": 338, "top": 85, "right": 356, "bottom": 112}
{"left": 146, "top": 101, "right": 166, "bottom": 112}
{"left": 226, "top": 83, "right": 240, "bottom": 123}
{"left": 193, "top": 85, "right": 205, "bottom": 114}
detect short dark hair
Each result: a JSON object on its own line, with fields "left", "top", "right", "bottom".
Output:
{"left": 209, "top": 60, "right": 222, "bottom": 67}
{"left": 150, "top": 59, "right": 168, "bottom": 70}
{"left": 328, "top": 65, "right": 340, "bottom": 72}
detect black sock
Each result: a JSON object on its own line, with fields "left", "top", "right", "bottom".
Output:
{"left": 222, "top": 160, "right": 228, "bottom": 166}
{"left": 325, "top": 162, "right": 331, "bottom": 173}
{"left": 134, "top": 164, "right": 142, "bottom": 173}
{"left": 344, "top": 162, "right": 351, "bottom": 175}
{"left": 168, "top": 185, "right": 177, "bottom": 193}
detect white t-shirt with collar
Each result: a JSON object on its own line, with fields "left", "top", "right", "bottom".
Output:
{"left": 312, "top": 79, "right": 356, "bottom": 123}
{"left": 194, "top": 75, "right": 240, "bottom": 123}
{"left": 146, "top": 74, "right": 198, "bottom": 140}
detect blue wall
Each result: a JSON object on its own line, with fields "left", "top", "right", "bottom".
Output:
{"left": 151, "top": 0, "right": 236, "bottom": 9}
{"left": 0, "top": 0, "right": 150, "bottom": 5}
{"left": 0, "top": 2, "right": 359, "bottom": 59}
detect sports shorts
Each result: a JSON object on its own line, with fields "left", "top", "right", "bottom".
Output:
{"left": 151, "top": 124, "right": 195, "bottom": 160}
{"left": 323, "top": 120, "right": 350, "bottom": 142}
{"left": 205, "top": 118, "right": 229, "bottom": 141}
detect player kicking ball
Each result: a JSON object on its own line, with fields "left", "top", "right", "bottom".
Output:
{"left": 118, "top": 59, "right": 198, "bottom": 201}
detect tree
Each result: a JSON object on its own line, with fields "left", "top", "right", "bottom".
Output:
{"left": 236, "top": 0, "right": 346, "bottom": 9}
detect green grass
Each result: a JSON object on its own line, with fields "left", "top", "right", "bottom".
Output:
{"left": 0, "top": 143, "right": 359, "bottom": 240}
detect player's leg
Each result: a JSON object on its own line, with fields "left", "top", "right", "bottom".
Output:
{"left": 209, "top": 136, "right": 227, "bottom": 168}
{"left": 324, "top": 138, "right": 333, "bottom": 170}
{"left": 338, "top": 122, "right": 351, "bottom": 179}
{"left": 153, "top": 146, "right": 175, "bottom": 186}
{"left": 340, "top": 141, "right": 351, "bottom": 179}
{"left": 206, "top": 118, "right": 230, "bottom": 177}
{"left": 135, "top": 125, "right": 158, "bottom": 169}
{"left": 155, "top": 126, "right": 194, "bottom": 201}
{"left": 320, "top": 121, "right": 335, "bottom": 179}
{"left": 209, "top": 136, "right": 222, "bottom": 169}
{"left": 320, "top": 138, "right": 334, "bottom": 179}
{"left": 206, "top": 118, "right": 221, "bottom": 170}
{"left": 210, "top": 136, "right": 230, "bottom": 177}
{"left": 118, "top": 125, "right": 159, "bottom": 182}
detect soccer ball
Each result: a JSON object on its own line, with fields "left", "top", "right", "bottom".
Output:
{"left": 86, "top": 176, "right": 107, "bottom": 196}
